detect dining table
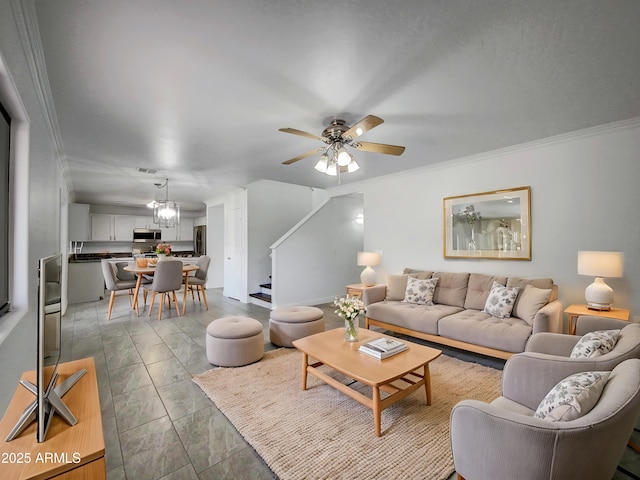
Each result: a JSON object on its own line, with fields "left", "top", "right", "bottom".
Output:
{"left": 124, "top": 262, "right": 199, "bottom": 316}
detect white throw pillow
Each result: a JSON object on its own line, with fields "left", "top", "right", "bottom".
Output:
{"left": 570, "top": 330, "right": 620, "bottom": 358}
{"left": 534, "top": 371, "right": 610, "bottom": 421}
{"left": 403, "top": 277, "right": 438, "bottom": 305}
{"left": 482, "top": 281, "right": 520, "bottom": 319}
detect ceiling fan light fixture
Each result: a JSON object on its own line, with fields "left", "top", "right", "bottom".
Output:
{"left": 314, "top": 153, "right": 329, "bottom": 173}
{"left": 336, "top": 146, "right": 352, "bottom": 166}
{"left": 326, "top": 161, "right": 338, "bottom": 176}
{"left": 347, "top": 159, "right": 360, "bottom": 173}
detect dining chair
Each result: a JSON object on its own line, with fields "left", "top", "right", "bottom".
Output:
{"left": 144, "top": 260, "right": 183, "bottom": 320}
{"left": 101, "top": 260, "right": 137, "bottom": 321}
{"left": 184, "top": 255, "right": 210, "bottom": 311}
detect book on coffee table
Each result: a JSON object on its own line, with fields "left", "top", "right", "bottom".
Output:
{"left": 359, "top": 337, "right": 408, "bottom": 359}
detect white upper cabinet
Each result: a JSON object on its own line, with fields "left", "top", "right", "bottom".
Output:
{"left": 91, "top": 214, "right": 135, "bottom": 241}
{"left": 134, "top": 216, "right": 154, "bottom": 229}
{"left": 179, "top": 218, "right": 194, "bottom": 242}
{"left": 68, "top": 203, "right": 90, "bottom": 240}
{"left": 114, "top": 216, "right": 135, "bottom": 241}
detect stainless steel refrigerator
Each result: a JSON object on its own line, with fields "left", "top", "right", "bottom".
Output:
{"left": 194, "top": 225, "right": 206, "bottom": 256}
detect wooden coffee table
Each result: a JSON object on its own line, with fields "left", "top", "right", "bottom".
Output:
{"left": 292, "top": 328, "right": 442, "bottom": 436}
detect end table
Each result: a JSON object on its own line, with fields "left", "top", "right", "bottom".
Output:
{"left": 564, "top": 304, "right": 630, "bottom": 335}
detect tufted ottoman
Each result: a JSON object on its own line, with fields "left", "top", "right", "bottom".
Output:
{"left": 206, "top": 316, "right": 264, "bottom": 367}
{"left": 269, "top": 306, "right": 325, "bottom": 347}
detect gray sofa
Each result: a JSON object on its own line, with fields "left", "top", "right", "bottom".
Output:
{"left": 363, "top": 269, "right": 562, "bottom": 359}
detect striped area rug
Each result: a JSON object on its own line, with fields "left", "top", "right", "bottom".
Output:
{"left": 193, "top": 347, "right": 502, "bottom": 480}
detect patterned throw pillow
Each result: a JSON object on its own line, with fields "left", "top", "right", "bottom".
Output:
{"left": 570, "top": 330, "right": 621, "bottom": 359}
{"left": 534, "top": 371, "right": 610, "bottom": 421}
{"left": 482, "top": 281, "right": 520, "bottom": 318}
{"left": 403, "top": 277, "right": 438, "bottom": 305}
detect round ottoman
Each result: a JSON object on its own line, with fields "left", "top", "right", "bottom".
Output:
{"left": 206, "top": 317, "right": 264, "bottom": 367}
{"left": 269, "top": 306, "right": 325, "bottom": 347}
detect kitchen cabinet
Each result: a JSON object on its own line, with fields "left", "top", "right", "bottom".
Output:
{"left": 134, "top": 216, "right": 154, "bottom": 229}
{"left": 68, "top": 203, "right": 90, "bottom": 241}
{"left": 160, "top": 218, "right": 194, "bottom": 243}
{"left": 180, "top": 218, "right": 194, "bottom": 241}
{"left": 91, "top": 214, "right": 113, "bottom": 241}
{"left": 68, "top": 262, "right": 105, "bottom": 303}
{"left": 91, "top": 214, "right": 134, "bottom": 241}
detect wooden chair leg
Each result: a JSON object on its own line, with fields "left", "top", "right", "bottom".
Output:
{"left": 190, "top": 286, "right": 195, "bottom": 300}
{"left": 158, "top": 292, "right": 165, "bottom": 320}
{"left": 172, "top": 291, "right": 181, "bottom": 317}
{"left": 148, "top": 292, "right": 157, "bottom": 317}
{"left": 457, "top": 474, "right": 465, "bottom": 480}
{"left": 107, "top": 291, "right": 116, "bottom": 320}
{"left": 200, "top": 286, "right": 208, "bottom": 310}
{"left": 128, "top": 288, "right": 134, "bottom": 306}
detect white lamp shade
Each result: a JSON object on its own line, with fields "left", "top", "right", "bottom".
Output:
{"left": 577, "top": 251, "right": 624, "bottom": 278}
{"left": 357, "top": 251, "right": 381, "bottom": 267}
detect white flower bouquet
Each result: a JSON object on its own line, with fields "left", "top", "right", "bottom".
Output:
{"left": 334, "top": 296, "right": 366, "bottom": 341}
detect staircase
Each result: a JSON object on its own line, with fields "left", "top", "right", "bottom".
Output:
{"left": 249, "top": 279, "right": 272, "bottom": 309}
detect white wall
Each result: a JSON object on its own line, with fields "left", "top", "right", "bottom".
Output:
{"left": 330, "top": 119, "right": 640, "bottom": 328}
{"left": 271, "top": 194, "right": 364, "bottom": 307}
{"left": 247, "top": 180, "right": 316, "bottom": 294}
{"left": 0, "top": 1, "right": 66, "bottom": 414}
{"left": 206, "top": 204, "right": 224, "bottom": 288}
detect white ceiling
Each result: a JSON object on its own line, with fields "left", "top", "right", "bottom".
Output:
{"left": 31, "top": 0, "right": 640, "bottom": 213}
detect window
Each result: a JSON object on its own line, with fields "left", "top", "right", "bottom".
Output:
{"left": 0, "top": 101, "right": 10, "bottom": 317}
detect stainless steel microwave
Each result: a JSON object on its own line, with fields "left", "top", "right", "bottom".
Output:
{"left": 133, "top": 228, "right": 161, "bottom": 242}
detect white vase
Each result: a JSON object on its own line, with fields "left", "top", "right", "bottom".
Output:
{"left": 344, "top": 316, "right": 359, "bottom": 342}
{"left": 157, "top": 253, "right": 167, "bottom": 261}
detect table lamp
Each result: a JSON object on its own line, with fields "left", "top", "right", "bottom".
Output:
{"left": 577, "top": 251, "right": 624, "bottom": 311}
{"left": 357, "top": 251, "right": 381, "bottom": 286}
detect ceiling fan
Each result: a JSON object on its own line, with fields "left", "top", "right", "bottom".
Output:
{"left": 279, "top": 115, "right": 405, "bottom": 175}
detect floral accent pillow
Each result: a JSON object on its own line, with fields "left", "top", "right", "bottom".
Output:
{"left": 570, "top": 330, "right": 621, "bottom": 358}
{"left": 403, "top": 277, "right": 438, "bottom": 305}
{"left": 482, "top": 281, "right": 520, "bottom": 318}
{"left": 534, "top": 371, "right": 610, "bottom": 421}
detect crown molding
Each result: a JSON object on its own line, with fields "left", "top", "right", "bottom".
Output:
{"left": 327, "top": 116, "right": 640, "bottom": 196}
{"left": 10, "top": 0, "right": 74, "bottom": 197}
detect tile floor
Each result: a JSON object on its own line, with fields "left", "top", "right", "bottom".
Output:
{"left": 62, "top": 288, "right": 640, "bottom": 480}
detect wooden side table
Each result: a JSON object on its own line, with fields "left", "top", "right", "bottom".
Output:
{"left": 564, "top": 304, "right": 630, "bottom": 335}
{"left": 345, "top": 283, "right": 384, "bottom": 298}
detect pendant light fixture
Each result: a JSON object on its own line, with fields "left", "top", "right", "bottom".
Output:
{"left": 153, "top": 178, "right": 180, "bottom": 228}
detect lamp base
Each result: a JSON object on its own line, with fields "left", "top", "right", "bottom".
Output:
{"left": 360, "top": 266, "right": 377, "bottom": 287}
{"left": 586, "top": 302, "right": 612, "bottom": 311}
{"left": 585, "top": 277, "right": 613, "bottom": 312}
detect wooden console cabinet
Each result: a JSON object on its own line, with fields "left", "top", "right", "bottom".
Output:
{"left": 0, "top": 357, "right": 105, "bottom": 479}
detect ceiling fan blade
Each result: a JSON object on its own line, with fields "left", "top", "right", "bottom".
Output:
{"left": 352, "top": 141, "right": 405, "bottom": 156}
{"left": 279, "top": 127, "right": 325, "bottom": 142}
{"left": 342, "top": 115, "right": 384, "bottom": 140}
{"left": 282, "top": 147, "right": 325, "bottom": 165}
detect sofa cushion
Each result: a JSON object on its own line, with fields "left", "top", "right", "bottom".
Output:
{"left": 432, "top": 272, "right": 470, "bottom": 308}
{"left": 508, "top": 277, "right": 557, "bottom": 302}
{"left": 438, "top": 309, "right": 532, "bottom": 353}
{"left": 386, "top": 274, "right": 409, "bottom": 301}
{"left": 570, "top": 330, "right": 620, "bottom": 358}
{"left": 402, "top": 268, "right": 433, "bottom": 280}
{"left": 366, "top": 301, "right": 463, "bottom": 335}
{"left": 387, "top": 272, "right": 434, "bottom": 300}
{"left": 464, "top": 273, "right": 507, "bottom": 311}
{"left": 534, "top": 370, "right": 610, "bottom": 421}
{"left": 483, "top": 281, "right": 520, "bottom": 319}
{"left": 513, "top": 284, "right": 551, "bottom": 325}
{"left": 403, "top": 277, "right": 438, "bottom": 305}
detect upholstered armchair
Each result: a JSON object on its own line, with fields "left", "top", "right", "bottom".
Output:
{"left": 450, "top": 358, "right": 640, "bottom": 480}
